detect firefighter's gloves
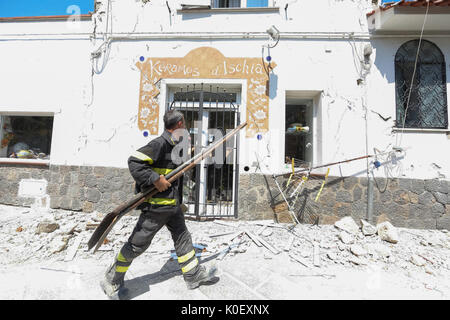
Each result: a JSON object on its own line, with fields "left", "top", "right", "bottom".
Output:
{"left": 154, "top": 175, "right": 171, "bottom": 192}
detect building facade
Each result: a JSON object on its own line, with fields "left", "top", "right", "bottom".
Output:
{"left": 0, "top": 0, "right": 449, "bottom": 229}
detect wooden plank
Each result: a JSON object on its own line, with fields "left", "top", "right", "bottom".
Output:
{"left": 64, "top": 236, "right": 83, "bottom": 262}
{"left": 243, "top": 229, "right": 262, "bottom": 247}
{"left": 256, "top": 225, "right": 267, "bottom": 235}
{"left": 289, "top": 252, "right": 312, "bottom": 268}
{"left": 313, "top": 243, "right": 321, "bottom": 267}
{"left": 245, "top": 230, "right": 280, "bottom": 254}
{"left": 257, "top": 236, "right": 281, "bottom": 255}
{"left": 284, "top": 235, "right": 295, "bottom": 252}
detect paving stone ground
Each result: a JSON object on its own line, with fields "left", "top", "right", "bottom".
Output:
{"left": 1, "top": 204, "right": 450, "bottom": 300}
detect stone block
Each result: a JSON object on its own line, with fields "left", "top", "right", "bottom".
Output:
{"left": 408, "top": 191, "right": 419, "bottom": 204}
{"left": 104, "top": 167, "right": 116, "bottom": 180}
{"left": 18, "top": 172, "right": 31, "bottom": 180}
{"left": 431, "top": 203, "right": 445, "bottom": 217}
{"left": 42, "top": 170, "right": 51, "bottom": 181}
{"left": 68, "top": 165, "right": 80, "bottom": 173}
{"left": 320, "top": 215, "right": 340, "bottom": 225}
{"left": 437, "top": 214, "right": 450, "bottom": 231}
{"left": 247, "top": 189, "right": 258, "bottom": 203}
{"left": 418, "top": 191, "right": 434, "bottom": 206}
{"left": 93, "top": 166, "right": 107, "bottom": 177}
{"left": 71, "top": 199, "right": 83, "bottom": 211}
{"left": 60, "top": 196, "right": 72, "bottom": 210}
{"left": 376, "top": 213, "right": 390, "bottom": 224}
{"left": 359, "top": 177, "right": 368, "bottom": 187}
{"left": 50, "top": 196, "right": 60, "bottom": 209}
{"left": 94, "top": 201, "right": 112, "bottom": 214}
{"left": 376, "top": 221, "right": 398, "bottom": 243}
{"left": 30, "top": 170, "right": 44, "bottom": 179}
{"left": 343, "top": 177, "right": 358, "bottom": 190}
{"left": 334, "top": 216, "right": 360, "bottom": 234}
{"left": 59, "top": 166, "right": 72, "bottom": 174}
{"left": 424, "top": 179, "right": 441, "bottom": 193}
{"left": 82, "top": 201, "right": 94, "bottom": 213}
{"left": 112, "top": 191, "right": 127, "bottom": 204}
{"left": 85, "top": 175, "right": 98, "bottom": 188}
{"left": 387, "top": 178, "right": 399, "bottom": 192}
{"left": 409, "top": 204, "right": 427, "bottom": 220}
{"left": 336, "top": 190, "right": 352, "bottom": 203}
{"left": 86, "top": 188, "right": 101, "bottom": 203}
{"left": 392, "top": 190, "right": 409, "bottom": 205}
{"left": 353, "top": 185, "right": 362, "bottom": 201}
{"left": 36, "top": 222, "right": 60, "bottom": 234}
{"left": 70, "top": 172, "right": 79, "bottom": 184}
{"left": 378, "top": 190, "right": 392, "bottom": 203}
{"left": 110, "top": 177, "right": 124, "bottom": 191}
{"left": 80, "top": 166, "right": 93, "bottom": 174}
{"left": 327, "top": 177, "right": 343, "bottom": 191}
{"left": 97, "top": 178, "right": 111, "bottom": 193}
{"left": 63, "top": 174, "right": 71, "bottom": 185}
{"left": 68, "top": 185, "right": 81, "bottom": 198}
{"left": 351, "top": 200, "right": 366, "bottom": 220}
{"left": 433, "top": 192, "right": 448, "bottom": 205}
{"left": 437, "top": 180, "right": 449, "bottom": 194}
{"left": 50, "top": 172, "right": 62, "bottom": 184}
{"left": 59, "top": 185, "right": 68, "bottom": 196}
{"left": 398, "top": 178, "right": 411, "bottom": 191}
{"left": 410, "top": 179, "right": 425, "bottom": 194}
{"left": 408, "top": 218, "right": 437, "bottom": 230}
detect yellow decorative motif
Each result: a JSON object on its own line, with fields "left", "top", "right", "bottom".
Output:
{"left": 136, "top": 47, "right": 276, "bottom": 137}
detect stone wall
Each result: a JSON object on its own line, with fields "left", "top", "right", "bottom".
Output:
{"left": 0, "top": 164, "right": 136, "bottom": 214}
{"left": 1, "top": 164, "right": 449, "bottom": 230}
{"left": 238, "top": 173, "right": 450, "bottom": 230}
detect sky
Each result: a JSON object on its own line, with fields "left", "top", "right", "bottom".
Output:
{"left": 0, "top": 0, "right": 94, "bottom": 18}
{"left": 381, "top": 0, "right": 414, "bottom": 3}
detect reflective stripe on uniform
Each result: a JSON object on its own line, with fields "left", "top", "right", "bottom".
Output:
{"left": 181, "top": 258, "right": 199, "bottom": 273}
{"left": 147, "top": 198, "right": 177, "bottom": 205}
{"left": 115, "top": 265, "right": 130, "bottom": 273}
{"left": 117, "top": 252, "right": 128, "bottom": 263}
{"left": 177, "top": 249, "right": 195, "bottom": 264}
{"left": 151, "top": 167, "right": 174, "bottom": 175}
{"left": 131, "top": 151, "right": 153, "bottom": 164}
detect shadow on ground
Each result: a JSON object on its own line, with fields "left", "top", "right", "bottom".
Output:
{"left": 121, "top": 253, "right": 221, "bottom": 300}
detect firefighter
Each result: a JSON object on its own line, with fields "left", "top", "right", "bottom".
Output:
{"left": 100, "top": 110, "right": 219, "bottom": 298}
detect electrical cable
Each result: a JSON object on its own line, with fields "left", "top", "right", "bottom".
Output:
{"left": 92, "top": 0, "right": 113, "bottom": 75}
{"left": 395, "top": 0, "right": 430, "bottom": 149}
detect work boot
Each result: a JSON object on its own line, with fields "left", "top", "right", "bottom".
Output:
{"left": 184, "top": 265, "right": 219, "bottom": 290}
{"left": 100, "top": 262, "right": 129, "bottom": 299}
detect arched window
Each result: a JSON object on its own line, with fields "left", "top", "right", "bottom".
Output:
{"left": 395, "top": 39, "right": 448, "bottom": 129}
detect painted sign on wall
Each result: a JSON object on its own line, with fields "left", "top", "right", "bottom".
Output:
{"left": 136, "top": 47, "right": 275, "bottom": 137}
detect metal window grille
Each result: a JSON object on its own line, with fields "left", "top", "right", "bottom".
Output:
{"left": 211, "top": 0, "right": 241, "bottom": 8}
{"left": 395, "top": 39, "right": 448, "bottom": 129}
{"left": 168, "top": 84, "right": 240, "bottom": 219}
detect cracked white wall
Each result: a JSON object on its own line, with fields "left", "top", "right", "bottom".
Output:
{"left": 0, "top": 0, "right": 449, "bottom": 180}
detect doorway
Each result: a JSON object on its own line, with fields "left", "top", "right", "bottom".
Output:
{"left": 168, "top": 84, "right": 241, "bottom": 218}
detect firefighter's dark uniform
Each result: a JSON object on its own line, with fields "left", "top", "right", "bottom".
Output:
{"left": 107, "top": 130, "right": 201, "bottom": 287}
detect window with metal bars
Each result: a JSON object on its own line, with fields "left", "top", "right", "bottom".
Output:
{"left": 395, "top": 39, "right": 448, "bottom": 129}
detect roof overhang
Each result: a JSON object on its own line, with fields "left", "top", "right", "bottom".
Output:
{"left": 367, "top": 1, "right": 450, "bottom": 34}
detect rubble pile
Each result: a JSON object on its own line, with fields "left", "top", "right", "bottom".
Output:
{"left": 1, "top": 204, "right": 450, "bottom": 286}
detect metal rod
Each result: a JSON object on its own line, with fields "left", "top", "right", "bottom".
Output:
{"left": 274, "top": 154, "right": 375, "bottom": 177}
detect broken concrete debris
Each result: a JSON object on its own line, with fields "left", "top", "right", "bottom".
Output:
{"left": 361, "top": 219, "right": 377, "bottom": 236}
{"left": 1, "top": 204, "right": 450, "bottom": 295}
{"left": 334, "top": 216, "right": 360, "bottom": 235}
{"left": 410, "top": 254, "right": 426, "bottom": 267}
{"left": 377, "top": 221, "right": 399, "bottom": 244}
{"left": 36, "top": 221, "right": 60, "bottom": 234}
{"left": 350, "top": 244, "right": 367, "bottom": 257}
{"left": 339, "top": 231, "right": 355, "bottom": 244}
